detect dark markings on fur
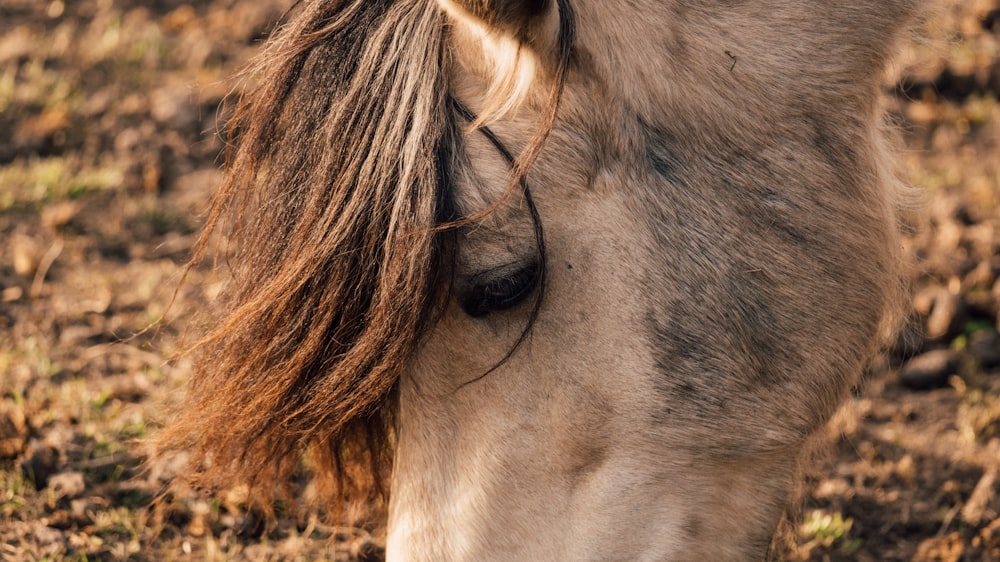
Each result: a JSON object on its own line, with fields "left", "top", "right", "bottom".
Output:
{"left": 748, "top": 190, "right": 814, "bottom": 247}
{"left": 683, "top": 514, "right": 703, "bottom": 541}
{"left": 568, "top": 44, "right": 600, "bottom": 83}
{"left": 644, "top": 124, "right": 682, "bottom": 181}
{"left": 651, "top": 265, "right": 786, "bottom": 396}
{"left": 808, "top": 116, "right": 862, "bottom": 193}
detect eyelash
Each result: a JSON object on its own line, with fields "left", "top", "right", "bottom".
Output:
{"left": 459, "top": 262, "right": 540, "bottom": 318}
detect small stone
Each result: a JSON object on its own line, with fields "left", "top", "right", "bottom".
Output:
{"left": 914, "top": 531, "right": 964, "bottom": 562}
{"left": 30, "top": 522, "right": 64, "bottom": 549}
{"left": 10, "top": 233, "right": 41, "bottom": 277}
{"left": 905, "top": 101, "right": 941, "bottom": 124}
{"left": 1, "top": 286, "right": 23, "bottom": 302}
{"left": 926, "top": 288, "right": 965, "bottom": 341}
{"left": 40, "top": 201, "right": 80, "bottom": 232}
{"left": 899, "top": 349, "right": 961, "bottom": 390}
{"left": 46, "top": 471, "right": 86, "bottom": 500}
{"left": 46, "top": 1, "right": 64, "bottom": 19}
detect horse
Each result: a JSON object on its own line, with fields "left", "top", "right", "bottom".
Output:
{"left": 159, "top": 0, "right": 918, "bottom": 559}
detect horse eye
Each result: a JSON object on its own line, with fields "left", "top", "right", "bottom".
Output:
{"left": 459, "top": 262, "right": 540, "bottom": 318}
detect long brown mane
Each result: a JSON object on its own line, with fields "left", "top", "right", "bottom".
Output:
{"left": 159, "top": 0, "right": 452, "bottom": 514}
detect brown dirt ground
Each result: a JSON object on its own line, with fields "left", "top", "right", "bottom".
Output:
{"left": 1, "top": 0, "right": 999, "bottom": 560}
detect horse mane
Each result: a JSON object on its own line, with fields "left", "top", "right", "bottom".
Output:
{"left": 158, "top": 0, "right": 452, "bottom": 517}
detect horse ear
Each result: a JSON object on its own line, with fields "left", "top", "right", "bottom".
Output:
{"left": 440, "top": 0, "right": 552, "bottom": 37}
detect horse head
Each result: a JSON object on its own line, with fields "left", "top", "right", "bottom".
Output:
{"left": 162, "top": 1, "right": 919, "bottom": 559}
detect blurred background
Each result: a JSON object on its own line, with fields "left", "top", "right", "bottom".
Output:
{"left": 0, "top": 0, "right": 998, "bottom": 560}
